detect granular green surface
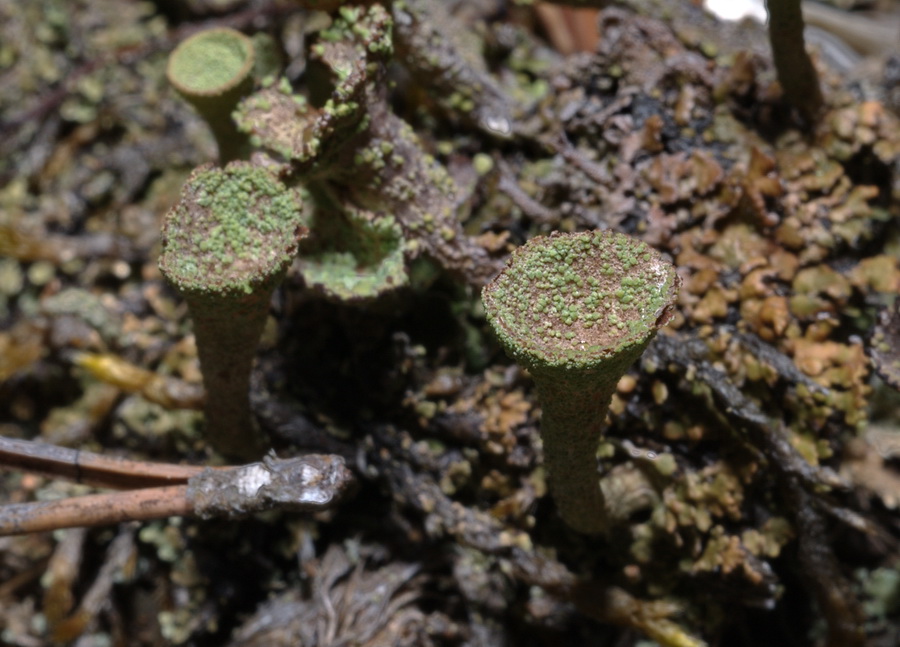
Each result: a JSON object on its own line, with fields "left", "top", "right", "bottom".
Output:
{"left": 167, "top": 29, "right": 253, "bottom": 94}
{"left": 482, "top": 230, "right": 678, "bottom": 371}
{"left": 298, "top": 211, "right": 407, "bottom": 300}
{"left": 159, "top": 162, "right": 305, "bottom": 298}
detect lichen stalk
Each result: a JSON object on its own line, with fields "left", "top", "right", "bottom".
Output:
{"left": 185, "top": 293, "right": 272, "bottom": 460}
{"left": 533, "top": 344, "right": 657, "bottom": 534}
{"left": 482, "top": 231, "right": 679, "bottom": 534}
{"left": 765, "top": 0, "right": 823, "bottom": 124}
{"left": 534, "top": 371, "right": 619, "bottom": 534}
{"left": 159, "top": 162, "right": 307, "bottom": 461}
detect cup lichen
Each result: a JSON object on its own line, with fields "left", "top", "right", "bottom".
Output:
{"left": 166, "top": 28, "right": 256, "bottom": 162}
{"left": 232, "top": 4, "right": 500, "bottom": 285}
{"left": 159, "top": 161, "right": 307, "bottom": 460}
{"left": 296, "top": 198, "right": 408, "bottom": 301}
{"left": 482, "top": 230, "right": 679, "bottom": 534}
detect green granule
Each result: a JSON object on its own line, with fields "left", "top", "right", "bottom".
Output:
{"left": 168, "top": 29, "right": 252, "bottom": 94}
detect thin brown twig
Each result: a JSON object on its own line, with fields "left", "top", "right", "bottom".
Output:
{"left": 0, "top": 436, "right": 206, "bottom": 490}
{"left": 0, "top": 444, "right": 356, "bottom": 536}
{"left": 0, "top": 487, "right": 193, "bottom": 536}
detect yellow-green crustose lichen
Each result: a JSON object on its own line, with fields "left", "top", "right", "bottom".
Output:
{"left": 159, "top": 162, "right": 305, "bottom": 300}
{"left": 483, "top": 230, "right": 679, "bottom": 374}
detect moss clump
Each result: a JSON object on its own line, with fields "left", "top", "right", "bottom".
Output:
{"left": 482, "top": 230, "right": 679, "bottom": 534}
{"left": 159, "top": 162, "right": 306, "bottom": 461}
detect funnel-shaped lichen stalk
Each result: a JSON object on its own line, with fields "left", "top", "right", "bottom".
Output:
{"left": 159, "top": 162, "right": 307, "bottom": 461}
{"left": 166, "top": 28, "right": 255, "bottom": 162}
{"left": 482, "top": 231, "right": 679, "bottom": 534}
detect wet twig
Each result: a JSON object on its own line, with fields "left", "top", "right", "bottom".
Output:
{"left": 0, "top": 442, "right": 355, "bottom": 535}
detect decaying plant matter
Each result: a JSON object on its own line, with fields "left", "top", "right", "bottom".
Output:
{"left": 3, "top": 0, "right": 900, "bottom": 646}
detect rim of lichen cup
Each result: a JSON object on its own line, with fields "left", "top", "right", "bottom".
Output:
{"left": 482, "top": 230, "right": 679, "bottom": 378}
{"left": 166, "top": 27, "right": 256, "bottom": 100}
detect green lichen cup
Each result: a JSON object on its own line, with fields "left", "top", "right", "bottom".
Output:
{"left": 159, "top": 161, "right": 307, "bottom": 461}
{"left": 166, "top": 28, "right": 256, "bottom": 162}
{"left": 482, "top": 230, "right": 679, "bottom": 534}
{"left": 296, "top": 201, "right": 408, "bottom": 302}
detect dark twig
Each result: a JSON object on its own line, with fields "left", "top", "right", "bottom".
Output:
{"left": 784, "top": 481, "right": 866, "bottom": 647}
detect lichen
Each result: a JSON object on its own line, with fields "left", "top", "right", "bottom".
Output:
{"left": 483, "top": 230, "right": 679, "bottom": 374}
{"left": 296, "top": 203, "right": 408, "bottom": 301}
{"left": 166, "top": 28, "right": 256, "bottom": 161}
{"left": 159, "top": 162, "right": 306, "bottom": 300}
{"left": 482, "top": 230, "right": 679, "bottom": 534}
{"left": 6, "top": 2, "right": 900, "bottom": 645}
{"left": 159, "top": 161, "right": 306, "bottom": 460}
{"left": 167, "top": 28, "right": 254, "bottom": 95}
{"left": 234, "top": 2, "right": 501, "bottom": 284}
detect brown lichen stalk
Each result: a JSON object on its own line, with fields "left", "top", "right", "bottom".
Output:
{"left": 766, "top": 0, "right": 824, "bottom": 123}
{"left": 159, "top": 162, "right": 307, "bottom": 460}
{"left": 482, "top": 231, "right": 679, "bottom": 534}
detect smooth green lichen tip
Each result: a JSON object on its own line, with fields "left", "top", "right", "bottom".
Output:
{"left": 159, "top": 162, "right": 306, "bottom": 298}
{"left": 482, "top": 230, "right": 679, "bottom": 373}
{"left": 167, "top": 28, "right": 254, "bottom": 96}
